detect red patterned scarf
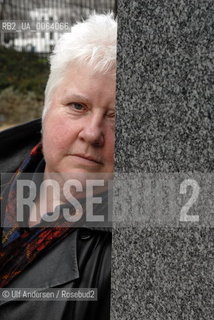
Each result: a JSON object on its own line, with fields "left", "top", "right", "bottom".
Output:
{"left": 0, "top": 143, "right": 77, "bottom": 287}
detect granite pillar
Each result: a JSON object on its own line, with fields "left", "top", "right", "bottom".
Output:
{"left": 112, "top": 1, "right": 214, "bottom": 319}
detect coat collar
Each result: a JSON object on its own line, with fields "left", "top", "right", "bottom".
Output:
{"left": 0, "top": 119, "right": 42, "bottom": 174}
{"left": 0, "top": 229, "right": 79, "bottom": 305}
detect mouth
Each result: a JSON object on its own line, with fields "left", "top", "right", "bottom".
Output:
{"left": 70, "top": 154, "right": 103, "bottom": 166}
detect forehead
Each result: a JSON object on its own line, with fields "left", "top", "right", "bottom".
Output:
{"left": 53, "top": 64, "right": 116, "bottom": 103}
{"left": 61, "top": 63, "right": 115, "bottom": 85}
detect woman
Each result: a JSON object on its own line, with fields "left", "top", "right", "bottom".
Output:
{"left": 0, "top": 13, "right": 117, "bottom": 320}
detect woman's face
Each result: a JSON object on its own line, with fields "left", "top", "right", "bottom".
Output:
{"left": 42, "top": 64, "right": 116, "bottom": 179}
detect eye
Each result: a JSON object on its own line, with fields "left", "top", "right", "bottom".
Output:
{"left": 106, "top": 110, "right": 115, "bottom": 118}
{"left": 69, "top": 103, "right": 85, "bottom": 111}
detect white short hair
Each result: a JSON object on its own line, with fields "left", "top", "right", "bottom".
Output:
{"left": 42, "top": 12, "right": 117, "bottom": 118}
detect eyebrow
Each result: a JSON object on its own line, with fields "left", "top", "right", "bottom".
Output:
{"left": 62, "top": 93, "right": 90, "bottom": 104}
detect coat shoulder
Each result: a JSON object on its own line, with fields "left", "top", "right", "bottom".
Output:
{"left": 0, "top": 119, "right": 42, "bottom": 173}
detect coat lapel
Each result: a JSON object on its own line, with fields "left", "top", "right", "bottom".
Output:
{"left": 0, "top": 230, "right": 79, "bottom": 306}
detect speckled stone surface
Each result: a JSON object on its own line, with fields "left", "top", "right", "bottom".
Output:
{"left": 112, "top": 1, "right": 214, "bottom": 319}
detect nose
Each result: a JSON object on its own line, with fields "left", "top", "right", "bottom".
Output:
{"left": 78, "top": 113, "right": 104, "bottom": 147}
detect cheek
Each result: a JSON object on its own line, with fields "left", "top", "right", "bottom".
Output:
{"left": 42, "top": 114, "right": 75, "bottom": 158}
{"left": 106, "top": 130, "right": 115, "bottom": 161}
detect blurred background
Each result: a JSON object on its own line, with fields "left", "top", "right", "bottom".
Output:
{"left": 0, "top": 0, "right": 117, "bottom": 130}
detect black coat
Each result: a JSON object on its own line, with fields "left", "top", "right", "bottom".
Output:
{"left": 0, "top": 120, "right": 111, "bottom": 320}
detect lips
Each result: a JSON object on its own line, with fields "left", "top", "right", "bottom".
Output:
{"left": 70, "top": 153, "right": 103, "bottom": 165}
